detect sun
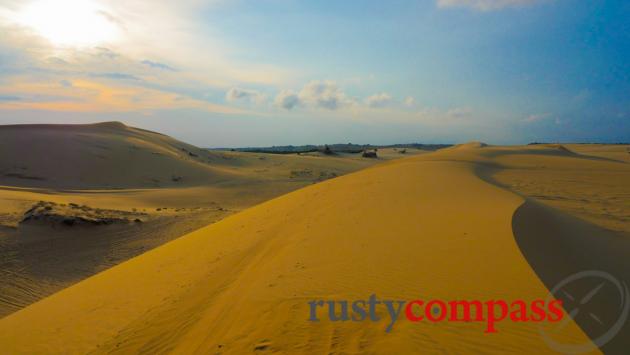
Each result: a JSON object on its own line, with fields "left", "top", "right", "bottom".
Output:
{"left": 16, "top": 0, "right": 120, "bottom": 47}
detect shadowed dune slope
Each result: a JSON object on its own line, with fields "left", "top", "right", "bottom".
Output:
{"left": 512, "top": 201, "right": 630, "bottom": 354}
{"left": 2, "top": 144, "right": 626, "bottom": 353}
{"left": 0, "top": 122, "right": 235, "bottom": 189}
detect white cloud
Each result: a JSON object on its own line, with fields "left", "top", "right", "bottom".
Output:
{"left": 436, "top": 0, "right": 542, "bottom": 11}
{"left": 365, "top": 92, "right": 393, "bottom": 108}
{"left": 274, "top": 90, "right": 300, "bottom": 110}
{"left": 226, "top": 87, "right": 266, "bottom": 104}
{"left": 274, "top": 83, "right": 417, "bottom": 112}
{"left": 274, "top": 80, "right": 370, "bottom": 111}
{"left": 299, "top": 80, "right": 351, "bottom": 110}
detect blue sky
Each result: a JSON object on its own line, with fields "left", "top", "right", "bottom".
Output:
{"left": 0, "top": 0, "right": 628, "bottom": 146}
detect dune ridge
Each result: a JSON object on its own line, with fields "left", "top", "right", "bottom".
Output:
{"left": 0, "top": 121, "right": 235, "bottom": 189}
{"left": 1, "top": 143, "right": 628, "bottom": 353}
{"left": 1, "top": 122, "right": 413, "bottom": 319}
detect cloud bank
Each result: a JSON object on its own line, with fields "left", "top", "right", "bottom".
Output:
{"left": 0, "top": 0, "right": 289, "bottom": 116}
{"left": 274, "top": 81, "right": 353, "bottom": 111}
{"left": 299, "top": 80, "right": 352, "bottom": 110}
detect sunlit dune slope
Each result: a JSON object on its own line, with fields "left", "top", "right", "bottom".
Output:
{"left": 0, "top": 122, "right": 428, "bottom": 319}
{"left": 488, "top": 144, "right": 630, "bottom": 233}
{"left": 3, "top": 144, "right": 625, "bottom": 354}
{"left": 566, "top": 144, "right": 630, "bottom": 163}
{"left": 0, "top": 121, "right": 235, "bottom": 189}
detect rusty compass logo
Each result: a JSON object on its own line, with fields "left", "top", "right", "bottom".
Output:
{"left": 539, "top": 270, "right": 629, "bottom": 354}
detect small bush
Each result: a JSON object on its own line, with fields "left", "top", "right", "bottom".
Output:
{"left": 362, "top": 150, "right": 378, "bottom": 158}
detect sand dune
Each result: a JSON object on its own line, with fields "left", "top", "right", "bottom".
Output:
{"left": 1, "top": 143, "right": 627, "bottom": 353}
{"left": 490, "top": 145, "right": 630, "bottom": 233}
{"left": 0, "top": 121, "right": 235, "bottom": 189}
{"left": 567, "top": 144, "right": 630, "bottom": 163}
{"left": 0, "top": 123, "right": 426, "bottom": 318}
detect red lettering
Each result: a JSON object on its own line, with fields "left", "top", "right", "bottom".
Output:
{"left": 405, "top": 300, "right": 424, "bottom": 322}
{"left": 484, "top": 300, "right": 508, "bottom": 333}
{"left": 509, "top": 300, "right": 529, "bottom": 322}
{"left": 547, "top": 299, "right": 564, "bottom": 322}
{"left": 530, "top": 299, "right": 546, "bottom": 322}
{"left": 425, "top": 300, "right": 447, "bottom": 322}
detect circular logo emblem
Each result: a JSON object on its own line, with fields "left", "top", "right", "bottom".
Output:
{"left": 539, "top": 270, "right": 629, "bottom": 354}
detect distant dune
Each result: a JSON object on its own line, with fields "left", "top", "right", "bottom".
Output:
{"left": 1, "top": 142, "right": 628, "bottom": 353}
{"left": 567, "top": 144, "right": 630, "bottom": 163}
{"left": 0, "top": 121, "right": 235, "bottom": 189}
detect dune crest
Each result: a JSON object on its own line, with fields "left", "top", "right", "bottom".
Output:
{"left": 449, "top": 141, "right": 489, "bottom": 150}
{"left": 91, "top": 121, "right": 128, "bottom": 130}
{"left": 0, "top": 123, "right": 429, "bottom": 319}
{"left": 0, "top": 122, "right": 231, "bottom": 189}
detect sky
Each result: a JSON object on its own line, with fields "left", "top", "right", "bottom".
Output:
{"left": 0, "top": 0, "right": 628, "bottom": 147}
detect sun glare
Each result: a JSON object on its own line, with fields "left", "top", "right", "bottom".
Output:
{"left": 16, "top": 0, "right": 120, "bottom": 47}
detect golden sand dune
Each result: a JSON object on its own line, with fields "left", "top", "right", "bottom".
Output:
{"left": 567, "top": 144, "right": 630, "bottom": 163}
{"left": 491, "top": 145, "right": 630, "bottom": 233}
{"left": 0, "top": 123, "right": 427, "bottom": 318}
{"left": 1, "top": 143, "right": 628, "bottom": 354}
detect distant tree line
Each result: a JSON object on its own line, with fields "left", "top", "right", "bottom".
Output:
{"left": 208, "top": 143, "right": 452, "bottom": 155}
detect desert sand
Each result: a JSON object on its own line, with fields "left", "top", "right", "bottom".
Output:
{"left": 0, "top": 134, "right": 628, "bottom": 354}
{"left": 0, "top": 122, "right": 425, "bottom": 318}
